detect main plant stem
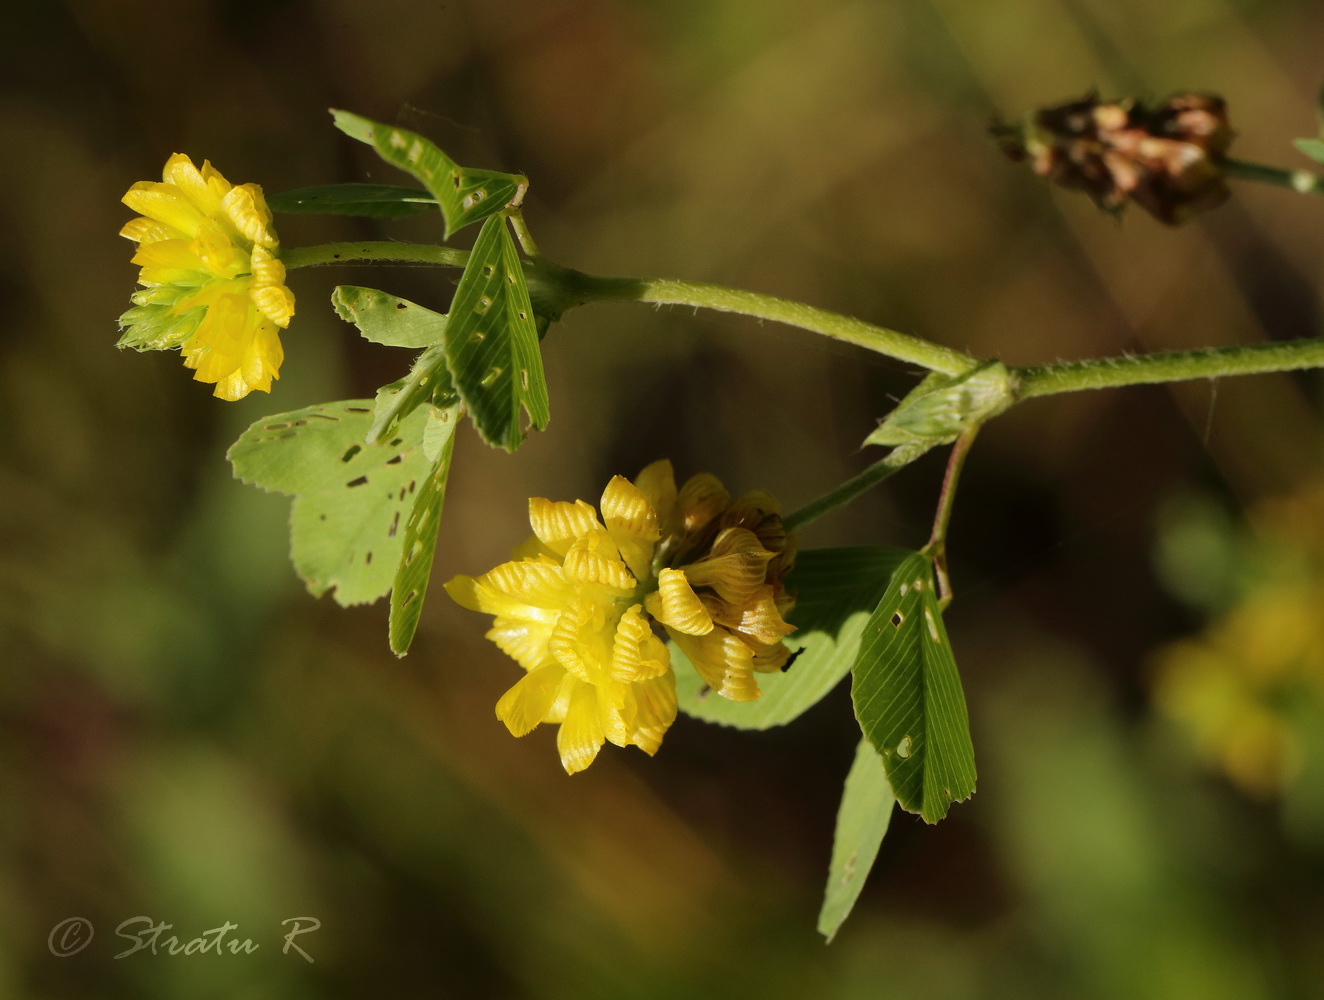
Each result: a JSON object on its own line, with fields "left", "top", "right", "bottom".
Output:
{"left": 282, "top": 242, "right": 1324, "bottom": 393}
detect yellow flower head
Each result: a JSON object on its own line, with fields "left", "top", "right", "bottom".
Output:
{"left": 118, "top": 154, "right": 295, "bottom": 401}
{"left": 445, "top": 461, "right": 797, "bottom": 773}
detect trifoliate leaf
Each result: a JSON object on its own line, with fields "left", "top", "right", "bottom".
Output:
{"left": 676, "top": 547, "right": 913, "bottom": 728}
{"left": 864, "top": 361, "right": 1016, "bottom": 448}
{"left": 389, "top": 406, "right": 458, "bottom": 656}
{"left": 443, "top": 214, "right": 550, "bottom": 451}
{"left": 267, "top": 183, "right": 436, "bottom": 219}
{"left": 851, "top": 551, "right": 976, "bottom": 823}
{"left": 818, "top": 739, "right": 895, "bottom": 941}
{"left": 330, "top": 110, "right": 526, "bottom": 238}
{"left": 227, "top": 400, "right": 434, "bottom": 607}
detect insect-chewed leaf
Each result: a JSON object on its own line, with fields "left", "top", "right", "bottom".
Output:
{"left": 389, "top": 405, "right": 458, "bottom": 656}
{"left": 368, "top": 346, "right": 460, "bottom": 446}
{"left": 330, "top": 110, "right": 526, "bottom": 238}
{"left": 266, "top": 183, "right": 436, "bottom": 219}
{"left": 227, "top": 400, "right": 433, "bottom": 607}
{"left": 675, "top": 547, "right": 913, "bottom": 729}
{"left": 851, "top": 551, "right": 976, "bottom": 823}
{"left": 444, "top": 214, "right": 550, "bottom": 451}
{"left": 818, "top": 739, "right": 896, "bottom": 941}
{"left": 332, "top": 286, "right": 447, "bottom": 349}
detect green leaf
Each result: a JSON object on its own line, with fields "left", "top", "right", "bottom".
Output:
{"left": 1293, "top": 138, "right": 1324, "bottom": 166}
{"left": 389, "top": 406, "right": 459, "bottom": 655}
{"left": 266, "top": 183, "right": 436, "bottom": 219}
{"left": 851, "top": 551, "right": 976, "bottom": 823}
{"left": 330, "top": 110, "right": 527, "bottom": 238}
{"left": 444, "top": 214, "right": 550, "bottom": 451}
{"left": 227, "top": 400, "right": 434, "bottom": 607}
{"left": 676, "top": 547, "right": 913, "bottom": 728}
{"left": 818, "top": 739, "right": 895, "bottom": 941}
{"left": 864, "top": 361, "right": 1016, "bottom": 448}
{"left": 332, "top": 286, "right": 448, "bottom": 349}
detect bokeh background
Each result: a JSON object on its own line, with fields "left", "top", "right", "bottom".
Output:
{"left": 4, "top": 0, "right": 1324, "bottom": 996}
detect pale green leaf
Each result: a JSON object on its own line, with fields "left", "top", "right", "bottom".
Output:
{"left": 676, "top": 547, "right": 912, "bottom": 728}
{"left": 227, "top": 400, "right": 433, "bottom": 607}
{"left": 330, "top": 110, "right": 526, "bottom": 238}
{"left": 851, "top": 552, "right": 976, "bottom": 823}
{"left": 1293, "top": 138, "right": 1324, "bottom": 165}
{"left": 389, "top": 406, "right": 459, "bottom": 655}
{"left": 266, "top": 183, "right": 436, "bottom": 219}
{"left": 443, "top": 214, "right": 550, "bottom": 451}
{"left": 332, "top": 286, "right": 447, "bottom": 348}
{"left": 818, "top": 739, "right": 895, "bottom": 941}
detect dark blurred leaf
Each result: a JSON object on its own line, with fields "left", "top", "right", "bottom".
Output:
{"left": 266, "top": 183, "right": 436, "bottom": 218}
{"left": 332, "top": 286, "right": 447, "bottom": 348}
{"left": 851, "top": 552, "right": 976, "bottom": 823}
{"left": 331, "top": 110, "right": 527, "bottom": 238}
{"left": 443, "top": 214, "right": 550, "bottom": 451}
{"left": 227, "top": 400, "right": 433, "bottom": 606}
{"left": 818, "top": 739, "right": 895, "bottom": 941}
{"left": 676, "top": 547, "right": 912, "bottom": 728}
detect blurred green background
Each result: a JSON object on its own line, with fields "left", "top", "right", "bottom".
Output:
{"left": 4, "top": 0, "right": 1324, "bottom": 997}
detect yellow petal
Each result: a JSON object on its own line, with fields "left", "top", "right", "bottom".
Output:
{"left": 123, "top": 181, "right": 211, "bottom": 239}
{"left": 561, "top": 531, "right": 635, "bottom": 591}
{"left": 557, "top": 682, "right": 605, "bottom": 774}
{"left": 633, "top": 459, "right": 677, "bottom": 526}
{"left": 496, "top": 663, "right": 565, "bottom": 737}
{"left": 120, "top": 216, "right": 181, "bottom": 244}
{"left": 708, "top": 584, "right": 796, "bottom": 646}
{"left": 598, "top": 678, "right": 636, "bottom": 748}
{"left": 645, "top": 568, "right": 713, "bottom": 635}
{"left": 670, "top": 627, "right": 759, "bottom": 701}
{"left": 529, "top": 498, "right": 603, "bottom": 556}
{"left": 249, "top": 245, "right": 294, "bottom": 326}
{"left": 681, "top": 527, "right": 774, "bottom": 605}
{"left": 600, "top": 475, "right": 660, "bottom": 580}
{"left": 548, "top": 596, "right": 614, "bottom": 683}
{"left": 163, "top": 153, "right": 230, "bottom": 217}
{"left": 487, "top": 615, "right": 557, "bottom": 670}
{"left": 721, "top": 490, "right": 787, "bottom": 554}
{"left": 610, "top": 604, "right": 672, "bottom": 682}
{"left": 443, "top": 559, "right": 568, "bottom": 618}
{"left": 628, "top": 673, "right": 678, "bottom": 755}
{"left": 223, "top": 183, "right": 277, "bottom": 248}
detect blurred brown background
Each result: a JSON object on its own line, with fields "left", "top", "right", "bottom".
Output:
{"left": 3, "top": 1, "right": 1324, "bottom": 997}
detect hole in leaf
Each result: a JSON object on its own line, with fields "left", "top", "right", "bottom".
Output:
{"left": 924, "top": 607, "right": 941, "bottom": 642}
{"left": 341, "top": 444, "right": 362, "bottom": 463}
{"left": 519, "top": 369, "right": 529, "bottom": 390}
{"left": 470, "top": 330, "right": 486, "bottom": 344}
{"left": 308, "top": 413, "right": 338, "bottom": 421}
{"left": 346, "top": 476, "right": 369, "bottom": 488}
{"left": 388, "top": 511, "right": 401, "bottom": 538}
{"left": 346, "top": 406, "right": 370, "bottom": 414}
{"left": 401, "top": 589, "right": 418, "bottom": 607}
{"left": 408, "top": 480, "right": 417, "bottom": 494}
{"left": 482, "top": 264, "right": 496, "bottom": 278}
{"left": 452, "top": 172, "right": 462, "bottom": 189}
{"left": 475, "top": 296, "right": 492, "bottom": 315}
{"left": 890, "top": 611, "right": 904, "bottom": 628}
{"left": 480, "top": 367, "right": 502, "bottom": 388}
{"left": 365, "top": 551, "right": 373, "bottom": 565}
{"left": 896, "top": 736, "right": 912, "bottom": 759}
{"left": 518, "top": 310, "right": 528, "bottom": 320}
{"left": 263, "top": 422, "right": 290, "bottom": 431}
{"left": 396, "top": 301, "right": 408, "bottom": 310}
{"left": 385, "top": 454, "right": 403, "bottom": 465}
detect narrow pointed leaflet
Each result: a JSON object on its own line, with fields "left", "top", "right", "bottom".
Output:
{"left": 818, "top": 739, "right": 896, "bottom": 941}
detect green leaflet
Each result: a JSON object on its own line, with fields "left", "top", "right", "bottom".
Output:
{"left": 266, "top": 183, "right": 436, "bottom": 219}
{"left": 330, "top": 110, "right": 527, "bottom": 238}
{"left": 443, "top": 214, "right": 550, "bottom": 451}
{"left": 332, "top": 286, "right": 448, "bottom": 349}
{"left": 851, "top": 551, "right": 976, "bottom": 823}
{"left": 227, "top": 401, "right": 435, "bottom": 607}
{"left": 388, "top": 406, "right": 458, "bottom": 656}
{"left": 818, "top": 739, "right": 895, "bottom": 941}
{"left": 675, "top": 547, "right": 913, "bottom": 729}
{"left": 864, "top": 361, "right": 1016, "bottom": 448}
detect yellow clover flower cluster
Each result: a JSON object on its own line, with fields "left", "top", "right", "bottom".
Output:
{"left": 445, "top": 461, "right": 797, "bottom": 773}
{"left": 118, "top": 154, "right": 295, "bottom": 401}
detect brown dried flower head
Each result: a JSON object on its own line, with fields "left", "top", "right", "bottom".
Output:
{"left": 993, "top": 92, "right": 1234, "bottom": 225}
